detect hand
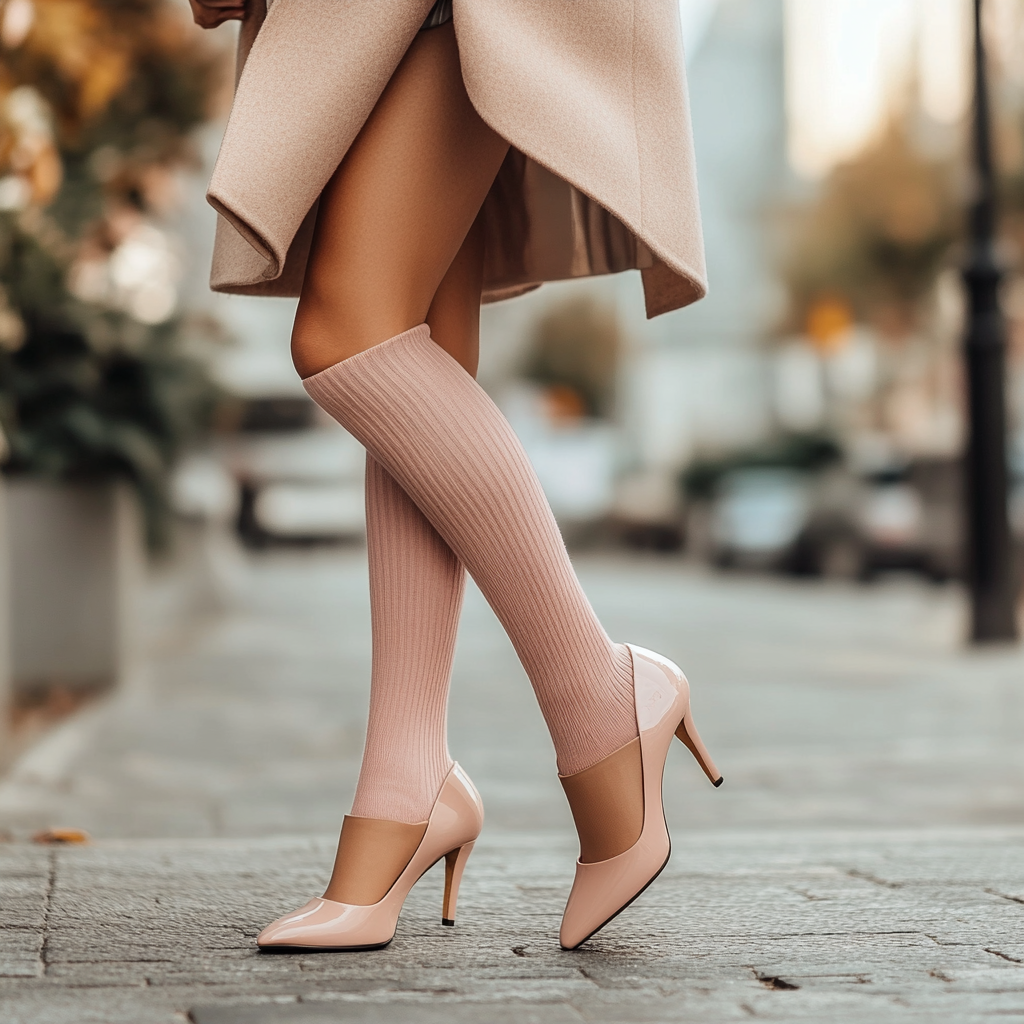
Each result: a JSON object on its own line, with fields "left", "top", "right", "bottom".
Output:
{"left": 188, "top": 0, "right": 246, "bottom": 29}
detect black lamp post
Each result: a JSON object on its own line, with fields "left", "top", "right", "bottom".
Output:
{"left": 962, "top": 0, "right": 1018, "bottom": 642}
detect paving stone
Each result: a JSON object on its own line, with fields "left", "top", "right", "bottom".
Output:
{"left": 0, "top": 845, "right": 50, "bottom": 979}
{"left": 2, "top": 550, "right": 1024, "bottom": 1021}
{"left": 189, "top": 1000, "right": 587, "bottom": 1023}
{"left": 2, "top": 828, "right": 1024, "bottom": 1022}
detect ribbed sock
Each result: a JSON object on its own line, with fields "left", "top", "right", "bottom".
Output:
{"left": 303, "top": 324, "right": 637, "bottom": 776}
{"left": 350, "top": 454, "right": 463, "bottom": 823}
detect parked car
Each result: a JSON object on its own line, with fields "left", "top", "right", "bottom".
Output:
{"left": 706, "top": 453, "right": 1024, "bottom": 582}
{"left": 212, "top": 394, "right": 367, "bottom": 547}
{"left": 682, "top": 433, "right": 841, "bottom": 570}
{"left": 792, "top": 459, "right": 963, "bottom": 580}
{"left": 226, "top": 422, "right": 366, "bottom": 546}
{"left": 708, "top": 467, "right": 812, "bottom": 570}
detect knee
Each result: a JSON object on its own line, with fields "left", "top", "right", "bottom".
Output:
{"left": 290, "top": 291, "right": 339, "bottom": 379}
{"left": 290, "top": 281, "right": 425, "bottom": 379}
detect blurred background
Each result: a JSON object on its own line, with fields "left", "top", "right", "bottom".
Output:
{"left": 2, "top": 0, "right": 1024, "bottom": 778}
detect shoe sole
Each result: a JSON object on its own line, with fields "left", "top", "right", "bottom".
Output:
{"left": 258, "top": 938, "right": 393, "bottom": 953}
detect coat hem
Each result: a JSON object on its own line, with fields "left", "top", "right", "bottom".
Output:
{"left": 455, "top": 56, "right": 705, "bottom": 315}
{"left": 206, "top": 0, "right": 708, "bottom": 318}
{"left": 207, "top": 190, "right": 278, "bottom": 277}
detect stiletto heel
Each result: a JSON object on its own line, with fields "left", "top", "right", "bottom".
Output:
{"left": 441, "top": 840, "right": 474, "bottom": 925}
{"left": 559, "top": 644, "right": 722, "bottom": 950}
{"left": 675, "top": 713, "right": 723, "bottom": 787}
{"left": 257, "top": 763, "right": 483, "bottom": 951}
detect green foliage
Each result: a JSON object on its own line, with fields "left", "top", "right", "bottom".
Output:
{"left": 0, "top": 212, "right": 217, "bottom": 548}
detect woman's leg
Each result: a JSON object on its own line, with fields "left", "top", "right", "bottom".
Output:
{"left": 325, "top": 225, "right": 488, "bottom": 906}
{"left": 355, "top": 454, "right": 462, "bottom": 824}
{"left": 345, "top": 217, "right": 484, "bottom": 822}
{"left": 291, "top": 24, "right": 501, "bottom": 378}
{"left": 295, "top": 25, "right": 642, "bottom": 904}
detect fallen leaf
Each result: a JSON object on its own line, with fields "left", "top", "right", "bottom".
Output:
{"left": 32, "top": 828, "right": 91, "bottom": 844}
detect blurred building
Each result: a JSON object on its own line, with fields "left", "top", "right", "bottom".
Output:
{"left": 624, "top": 0, "right": 793, "bottom": 467}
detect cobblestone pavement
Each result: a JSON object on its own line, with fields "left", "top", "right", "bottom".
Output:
{"left": 5, "top": 828, "right": 1024, "bottom": 1024}
{"left": 2, "top": 548, "right": 1024, "bottom": 1022}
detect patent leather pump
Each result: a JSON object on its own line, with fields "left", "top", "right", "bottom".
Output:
{"left": 559, "top": 644, "right": 722, "bottom": 950}
{"left": 257, "top": 763, "right": 483, "bottom": 951}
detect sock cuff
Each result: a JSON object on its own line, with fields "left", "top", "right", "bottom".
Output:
{"left": 301, "top": 323, "right": 434, "bottom": 393}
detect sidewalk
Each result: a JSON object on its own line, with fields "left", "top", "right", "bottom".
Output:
{"left": 2, "top": 549, "right": 1024, "bottom": 1022}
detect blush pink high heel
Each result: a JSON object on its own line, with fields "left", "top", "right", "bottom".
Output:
{"left": 559, "top": 644, "right": 722, "bottom": 951}
{"left": 257, "top": 763, "right": 483, "bottom": 951}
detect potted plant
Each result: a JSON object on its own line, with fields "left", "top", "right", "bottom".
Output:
{"left": 0, "top": 0, "right": 222, "bottom": 706}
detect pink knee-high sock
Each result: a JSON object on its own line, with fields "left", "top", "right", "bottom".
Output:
{"left": 351, "top": 454, "right": 464, "bottom": 823}
{"left": 304, "top": 325, "right": 636, "bottom": 776}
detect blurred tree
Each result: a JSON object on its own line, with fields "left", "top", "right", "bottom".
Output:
{"left": 782, "top": 121, "right": 960, "bottom": 341}
{"left": 522, "top": 296, "right": 623, "bottom": 419}
{"left": 1, "top": 0, "right": 222, "bottom": 232}
{"left": 0, "top": 0, "right": 226, "bottom": 546}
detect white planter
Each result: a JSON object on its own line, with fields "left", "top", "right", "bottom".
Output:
{"left": 0, "top": 478, "right": 10, "bottom": 762}
{"left": 6, "top": 479, "right": 143, "bottom": 697}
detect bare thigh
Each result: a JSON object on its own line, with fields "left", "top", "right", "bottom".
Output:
{"left": 291, "top": 23, "right": 509, "bottom": 379}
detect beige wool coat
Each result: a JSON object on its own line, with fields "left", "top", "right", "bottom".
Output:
{"left": 207, "top": 0, "right": 707, "bottom": 319}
